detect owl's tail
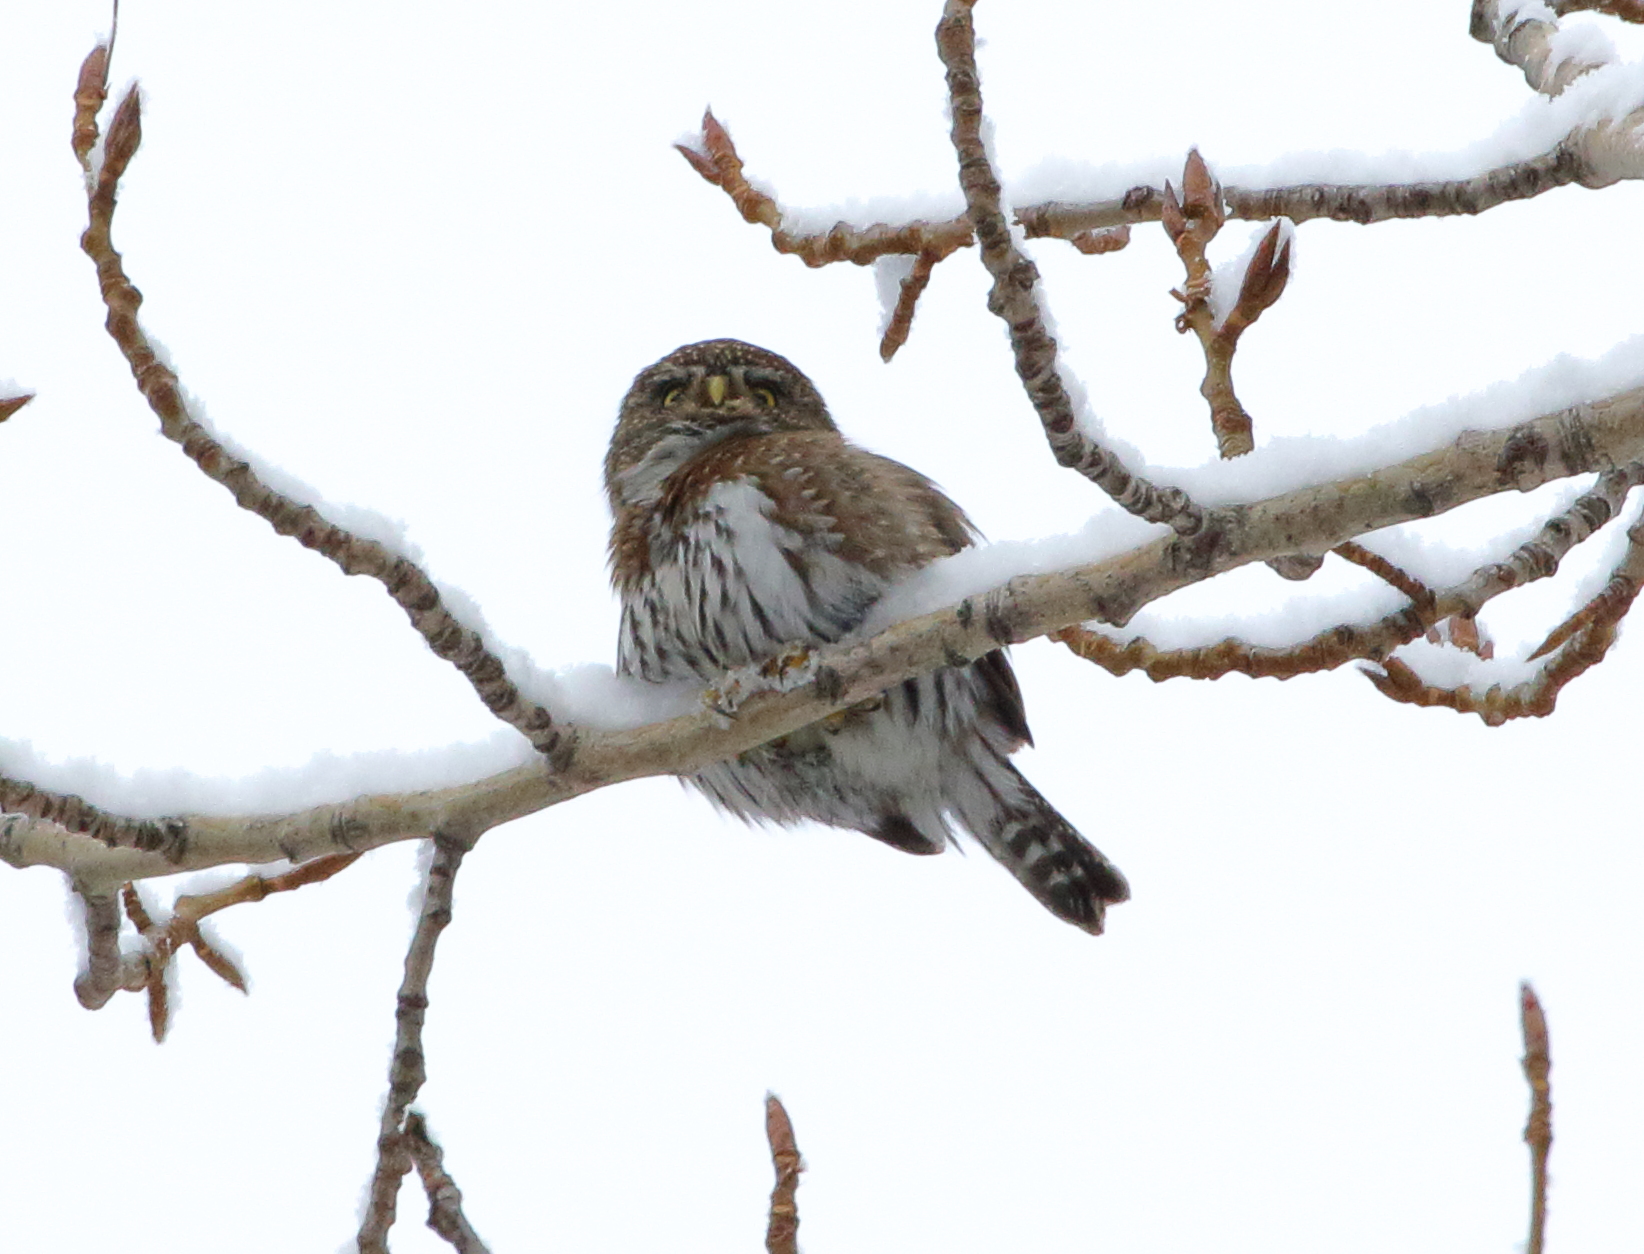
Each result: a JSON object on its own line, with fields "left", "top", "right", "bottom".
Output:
{"left": 945, "top": 743, "right": 1129, "bottom": 934}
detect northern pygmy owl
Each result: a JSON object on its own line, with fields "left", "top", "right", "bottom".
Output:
{"left": 605, "top": 339, "right": 1128, "bottom": 933}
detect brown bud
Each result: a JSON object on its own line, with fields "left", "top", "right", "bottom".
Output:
{"left": 1070, "top": 224, "right": 1130, "bottom": 255}
{"left": 1181, "top": 148, "right": 1223, "bottom": 231}
{"left": 72, "top": 45, "right": 110, "bottom": 173}
{"left": 701, "top": 108, "right": 734, "bottom": 163}
{"left": 102, "top": 85, "right": 144, "bottom": 182}
{"left": 675, "top": 142, "right": 720, "bottom": 184}
{"left": 1222, "top": 222, "right": 1293, "bottom": 336}
{"left": 1160, "top": 181, "right": 1186, "bottom": 244}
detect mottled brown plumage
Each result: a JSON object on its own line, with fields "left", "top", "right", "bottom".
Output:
{"left": 606, "top": 339, "right": 1128, "bottom": 932}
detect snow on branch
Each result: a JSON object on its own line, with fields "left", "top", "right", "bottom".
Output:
{"left": 935, "top": 0, "right": 1210, "bottom": 536}
{"left": 6, "top": 380, "right": 1644, "bottom": 891}
{"left": 675, "top": 110, "right": 974, "bottom": 361}
{"left": 1473, "top": 0, "right": 1616, "bottom": 96}
{"left": 1057, "top": 463, "right": 1644, "bottom": 690}
{"left": 72, "top": 53, "right": 567, "bottom": 763}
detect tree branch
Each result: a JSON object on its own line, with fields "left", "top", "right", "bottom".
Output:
{"left": 7, "top": 385, "right": 1644, "bottom": 886}
{"left": 1016, "top": 144, "right": 1593, "bottom": 240}
{"left": 76, "top": 64, "right": 568, "bottom": 762}
{"left": 936, "top": 0, "right": 1210, "bottom": 535}
{"left": 404, "top": 1111, "right": 490, "bottom": 1254}
{"left": 764, "top": 1094, "right": 803, "bottom": 1254}
{"left": 359, "top": 834, "right": 476, "bottom": 1252}
{"left": 1473, "top": 0, "right": 1613, "bottom": 96}
{"left": 1520, "top": 982, "right": 1553, "bottom": 1254}
{"left": 1058, "top": 462, "right": 1643, "bottom": 682}
{"left": 675, "top": 110, "right": 972, "bottom": 360}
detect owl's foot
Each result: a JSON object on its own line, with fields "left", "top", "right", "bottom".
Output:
{"left": 702, "top": 643, "right": 818, "bottom": 725}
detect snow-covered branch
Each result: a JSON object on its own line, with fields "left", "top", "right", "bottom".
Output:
{"left": 77, "top": 65, "right": 566, "bottom": 762}
{"left": 6, "top": 380, "right": 1642, "bottom": 885}
{"left": 1473, "top": 0, "right": 1615, "bottom": 96}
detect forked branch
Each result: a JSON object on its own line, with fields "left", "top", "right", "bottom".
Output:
{"left": 359, "top": 835, "right": 479, "bottom": 1252}
{"left": 1160, "top": 149, "right": 1293, "bottom": 457}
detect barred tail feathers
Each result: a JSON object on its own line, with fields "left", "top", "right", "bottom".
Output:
{"left": 944, "top": 743, "right": 1129, "bottom": 934}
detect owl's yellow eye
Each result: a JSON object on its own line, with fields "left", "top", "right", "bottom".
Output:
{"left": 661, "top": 386, "right": 684, "bottom": 406}
{"left": 754, "top": 387, "right": 778, "bottom": 407}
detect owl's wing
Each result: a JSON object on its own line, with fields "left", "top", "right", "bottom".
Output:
{"left": 678, "top": 431, "right": 1036, "bottom": 747}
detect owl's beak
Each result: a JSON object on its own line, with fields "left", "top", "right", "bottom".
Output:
{"left": 705, "top": 374, "right": 728, "bottom": 406}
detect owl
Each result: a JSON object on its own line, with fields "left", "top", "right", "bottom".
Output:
{"left": 605, "top": 339, "right": 1129, "bottom": 933}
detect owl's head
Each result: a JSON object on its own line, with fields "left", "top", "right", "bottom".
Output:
{"left": 605, "top": 339, "right": 837, "bottom": 509}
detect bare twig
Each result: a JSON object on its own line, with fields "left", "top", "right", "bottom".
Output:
{"left": 764, "top": 1094, "right": 804, "bottom": 1254}
{"left": 1520, "top": 982, "right": 1553, "bottom": 1254}
{"left": 676, "top": 110, "right": 972, "bottom": 359}
{"left": 1331, "top": 541, "right": 1436, "bottom": 609}
{"left": 879, "top": 251, "right": 940, "bottom": 361}
{"left": 122, "top": 855, "right": 364, "bottom": 1039}
{"left": 1364, "top": 608, "right": 1624, "bottom": 723}
{"left": 120, "top": 884, "right": 172, "bottom": 1039}
{"left": 404, "top": 1111, "right": 491, "bottom": 1254}
{"left": 359, "top": 834, "right": 472, "bottom": 1253}
{"left": 936, "top": 0, "right": 1209, "bottom": 535}
{"left": 76, "top": 80, "right": 568, "bottom": 763}
{"left": 0, "top": 394, "right": 34, "bottom": 422}
{"left": 1055, "top": 613, "right": 1424, "bottom": 682}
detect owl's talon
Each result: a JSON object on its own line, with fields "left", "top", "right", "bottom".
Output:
{"left": 700, "top": 644, "right": 817, "bottom": 721}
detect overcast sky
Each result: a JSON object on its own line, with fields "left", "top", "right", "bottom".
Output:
{"left": 3, "top": 3, "right": 1644, "bottom": 1251}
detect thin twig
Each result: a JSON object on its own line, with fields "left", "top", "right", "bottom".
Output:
{"left": 76, "top": 78, "right": 569, "bottom": 763}
{"left": 358, "top": 834, "right": 472, "bottom": 1253}
{"left": 1530, "top": 508, "right": 1644, "bottom": 656}
{"left": 404, "top": 1111, "right": 491, "bottom": 1254}
{"left": 125, "top": 854, "right": 364, "bottom": 1038}
{"left": 935, "top": 0, "right": 1209, "bottom": 535}
{"left": 1520, "top": 982, "right": 1553, "bottom": 1254}
{"left": 676, "top": 110, "right": 971, "bottom": 359}
{"left": 765, "top": 1094, "right": 804, "bottom": 1254}
{"left": 1331, "top": 542, "right": 1436, "bottom": 609}
{"left": 879, "top": 251, "right": 940, "bottom": 361}
{"left": 1160, "top": 151, "right": 1291, "bottom": 457}
{"left": 1364, "top": 485, "right": 1644, "bottom": 723}
{"left": 70, "top": 881, "right": 144, "bottom": 1011}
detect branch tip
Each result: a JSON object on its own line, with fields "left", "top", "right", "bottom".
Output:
{"left": 0, "top": 394, "right": 35, "bottom": 422}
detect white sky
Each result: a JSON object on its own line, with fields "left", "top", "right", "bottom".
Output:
{"left": 2, "top": 2, "right": 1643, "bottom": 1251}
